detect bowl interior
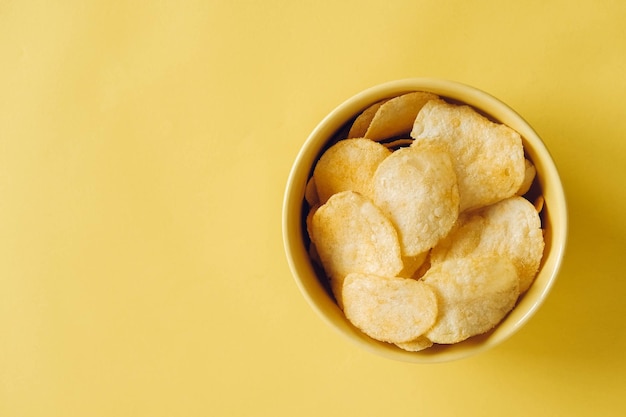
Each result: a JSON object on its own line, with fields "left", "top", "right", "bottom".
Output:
{"left": 283, "top": 78, "right": 567, "bottom": 363}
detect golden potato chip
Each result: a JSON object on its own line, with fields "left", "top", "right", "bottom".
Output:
{"left": 516, "top": 159, "right": 536, "bottom": 196}
{"left": 428, "top": 212, "right": 485, "bottom": 264}
{"left": 383, "top": 138, "right": 414, "bottom": 150}
{"left": 395, "top": 336, "right": 433, "bottom": 352}
{"left": 430, "top": 196, "right": 544, "bottom": 293}
{"left": 342, "top": 273, "right": 438, "bottom": 344}
{"left": 347, "top": 100, "right": 387, "bottom": 139}
{"left": 309, "top": 191, "right": 403, "bottom": 306}
{"left": 412, "top": 253, "right": 432, "bottom": 280}
{"left": 305, "top": 204, "right": 320, "bottom": 242}
{"left": 411, "top": 99, "right": 525, "bottom": 211}
{"left": 422, "top": 256, "right": 520, "bottom": 344}
{"left": 397, "top": 251, "right": 429, "bottom": 279}
{"left": 313, "top": 138, "right": 391, "bottom": 204}
{"left": 304, "top": 176, "right": 319, "bottom": 207}
{"left": 364, "top": 92, "right": 439, "bottom": 141}
{"left": 534, "top": 195, "right": 545, "bottom": 213}
{"left": 372, "top": 142, "right": 459, "bottom": 257}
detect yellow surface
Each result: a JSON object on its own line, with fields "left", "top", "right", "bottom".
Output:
{"left": 1, "top": 1, "right": 625, "bottom": 416}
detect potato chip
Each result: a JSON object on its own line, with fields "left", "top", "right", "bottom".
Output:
{"left": 412, "top": 253, "right": 432, "bottom": 280}
{"left": 516, "top": 159, "right": 536, "bottom": 196}
{"left": 347, "top": 100, "right": 387, "bottom": 139}
{"left": 383, "top": 138, "right": 414, "bottom": 150}
{"left": 422, "top": 256, "right": 520, "bottom": 344}
{"left": 372, "top": 142, "right": 459, "bottom": 256}
{"left": 411, "top": 99, "right": 525, "bottom": 211}
{"left": 428, "top": 212, "right": 485, "bottom": 264}
{"left": 309, "top": 191, "right": 403, "bottom": 306}
{"left": 305, "top": 204, "right": 319, "bottom": 242}
{"left": 363, "top": 92, "right": 439, "bottom": 141}
{"left": 395, "top": 336, "right": 434, "bottom": 352}
{"left": 342, "top": 273, "right": 438, "bottom": 344}
{"left": 308, "top": 240, "right": 321, "bottom": 266}
{"left": 534, "top": 195, "right": 545, "bottom": 213}
{"left": 313, "top": 138, "right": 391, "bottom": 204}
{"left": 304, "top": 176, "right": 319, "bottom": 207}
{"left": 397, "top": 251, "right": 429, "bottom": 279}
{"left": 430, "top": 196, "right": 544, "bottom": 293}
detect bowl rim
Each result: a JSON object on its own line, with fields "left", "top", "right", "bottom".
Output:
{"left": 282, "top": 77, "right": 568, "bottom": 363}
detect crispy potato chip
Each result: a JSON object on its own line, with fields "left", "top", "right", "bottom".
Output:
{"left": 398, "top": 251, "right": 429, "bottom": 279}
{"left": 347, "top": 100, "right": 388, "bottom": 138}
{"left": 411, "top": 99, "right": 525, "bottom": 211}
{"left": 431, "top": 196, "right": 544, "bottom": 293}
{"left": 372, "top": 142, "right": 459, "bottom": 256}
{"left": 363, "top": 92, "right": 439, "bottom": 141}
{"left": 343, "top": 273, "right": 438, "bottom": 344}
{"left": 383, "top": 138, "right": 414, "bottom": 150}
{"left": 308, "top": 240, "right": 321, "bottom": 266}
{"left": 534, "top": 195, "right": 545, "bottom": 213}
{"left": 395, "top": 335, "right": 434, "bottom": 352}
{"left": 516, "top": 159, "right": 536, "bottom": 196}
{"left": 305, "top": 176, "right": 319, "bottom": 207}
{"left": 413, "top": 253, "right": 432, "bottom": 280}
{"left": 305, "top": 205, "right": 323, "bottom": 269}
{"left": 422, "top": 256, "right": 520, "bottom": 344}
{"left": 313, "top": 138, "right": 391, "bottom": 204}
{"left": 309, "top": 191, "right": 403, "bottom": 306}
{"left": 428, "top": 212, "right": 485, "bottom": 264}
{"left": 305, "top": 204, "right": 320, "bottom": 242}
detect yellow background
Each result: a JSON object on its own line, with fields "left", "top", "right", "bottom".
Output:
{"left": 1, "top": 1, "right": 625, "bottom": 416}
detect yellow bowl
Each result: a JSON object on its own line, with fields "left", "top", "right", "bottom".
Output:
{"left": 282, "top": 78, "right": 567, "bottom": 363}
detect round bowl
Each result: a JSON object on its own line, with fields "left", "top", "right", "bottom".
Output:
{"left": 282, "top": 78, "right": 567, "bottom": 363}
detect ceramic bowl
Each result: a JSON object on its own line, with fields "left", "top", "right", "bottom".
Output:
{"left": 283, "top": 78, "right": 567, "bottom": 363}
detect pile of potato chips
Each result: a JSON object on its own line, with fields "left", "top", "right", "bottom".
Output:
{"left": 304, "top": 92, "right": 545, "bottom": 351}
